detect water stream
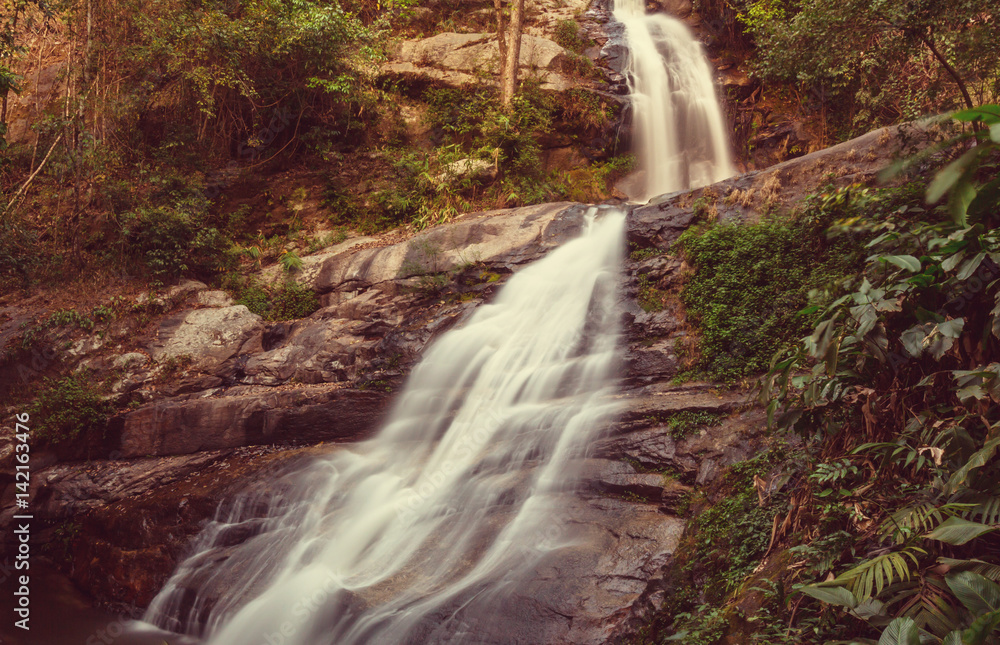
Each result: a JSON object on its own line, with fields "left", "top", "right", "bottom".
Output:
{"left": 141, "top": 209, "right": 626, "bottom": 645}
{"left": 614, "top": 0, "right": 734, "bottom": 201}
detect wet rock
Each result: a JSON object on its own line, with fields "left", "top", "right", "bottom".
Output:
{"left": 310, "top": 202, "right": 592, "bottom": 293}
{"left": 659, "top": 480, "right": 693, "bottom": 513}
{"left": 626, "top": 118, "right": 946, "bottom": 247}
{"left": 112, "top": 385, "right": 389, "bottom": 458}
{"left": 585, "top": 459, "right": 666, "bottom": 500}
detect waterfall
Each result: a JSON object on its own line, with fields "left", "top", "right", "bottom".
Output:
{"left": 143, "top": 208, "right": 626, "bottom": 645}
{"left": 614, "top": 0, "right": 734, "bottom": 201}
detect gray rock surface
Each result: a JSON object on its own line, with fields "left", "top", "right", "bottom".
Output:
{"left": 383, "top": 32, "right": 573, "bottom": 91}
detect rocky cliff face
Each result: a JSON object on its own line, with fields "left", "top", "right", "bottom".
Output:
{"left": 0, "top": 120, "right": 937, "bottom": 640}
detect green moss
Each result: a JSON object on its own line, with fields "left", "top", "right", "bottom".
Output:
{"left": 637, "top": 273, "right": 667, "bottom": 312}
{"left": 675, "top": 187, "right": 889, "bottom": 381}
{"left": 665, "top": 410, "right": 724, "bottom": 440}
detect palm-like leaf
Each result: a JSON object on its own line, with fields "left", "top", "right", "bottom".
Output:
{"left": 946, "top": 572, "right": 1000, "bottom": 616}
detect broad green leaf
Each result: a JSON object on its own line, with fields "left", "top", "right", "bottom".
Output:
{"left": 942, "top": 631, "right": 962, "bottom": 645}
{"left": 957, "top": 384, "right": 987, "bottom": 401}
{"left": 882, "top": 255, "right": 922, "bottom": 272}
{"left": 938, "top": 318, "right": 965, "bottom": 339}
{"left": 902, "top": 323, "right": 933, "bottom": 358}
{"left": 941, "top": 251, "right": 967, "bottom": 272}
{"left": 953, "top": 106, "right": 1000, "bottom": 125}
{"left": 991, "top": 123, "right": 1000, "bottom": 144}
{"left": 878, "top": 617, "right": 921, "bottom": 645}
{"left": 925, "top": 517, "right": 997, "bottom": 545}
{"left": 798, "top": 584, "right": 858, "bottom": 608}
{"left": 969, "top": 177, "right": 1000, "bottom": 219}
{"left": 851, "top": 598, "right": 887, "bottom": 621}
{"left": 946, "top": 572, "right": 1000, "bottom": 615}
{"left": 927, "top": 148, "right": 980, "bottom": 204}
{"left": 957, "top": 253, "right": 987, "bottom": 280}
{"left": 962, "top": 608, "right": 1000, "bottom": 645}
{"left": 944, "top": 436, "right": 1000, "bottom": 495}
{"left": 949, "top": 178, "right": 977, "bottom": 226}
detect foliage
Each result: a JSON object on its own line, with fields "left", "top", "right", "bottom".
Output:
{"left": 676, "top": 196, "right": 868, "bottom": 381}
{"left": 424, "top": 83, "right": 552, "bottom": 178}
{"left": 666, "top": 410, "right": 724, "bottom": 440}
{"left": 30, "top": 372, "right": 114, "bottom": 446}
{"left": 553, "top": 19, "right": 587, "bottom": 54}
{"left": 691, "top": 449, "right": 790, "bottom": 599}
{"left": 227, "top": 275, "right": 319, "bottom": 321}
{"left": 117, "top": 201, "right": 233, "bottom": 279}
{"left": 739, "top": 0, "right": 1000, "bottom": 133}
{"left": 115, "top": 0, "right": 383, "bottom": 147}
{"left": 762, "top": 107, "right": 1000, "bottom": 644}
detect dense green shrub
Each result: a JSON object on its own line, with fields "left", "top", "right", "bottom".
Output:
{"left": 229, "top": 275, "right": 320, "bottom": 321}
{"left": 760, "top": 107, "right": 1000, "bottom": 644}
{"left": 554, "top": 19, "right": 587, "bottom": 54}
{"left": 676, "top": 194, "right": 872, "bottom": 380}
{"left": 119, "top": 203, "right": 233, "bottom": 278}
{"left": 424, "top": 83, "right": 552, "bottom": 177}
{"left": 31, "top": 373, "right": 114, "bottom": 446}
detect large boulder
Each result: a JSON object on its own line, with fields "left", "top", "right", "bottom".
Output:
{"left": 383, "top": 32, "right": 574, "bottom": 91}
{"left": 150, "top": 305, "right": 263, "bottom": 372}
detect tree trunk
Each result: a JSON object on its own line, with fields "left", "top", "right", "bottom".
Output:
{"left": 915, "top": 28, "right": 974, "bottom": 111}
{"left": 493, "top": 0, "right": 506, "bottom": 72}
{"left": 500, "top": 0, "right": 524, "bottom": 108}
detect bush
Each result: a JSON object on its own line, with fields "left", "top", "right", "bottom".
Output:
{"left": 676, "top": 188, "right": 882, "bottom": 380}
{"left": 554, "top": 19, "right": 587, "bottom": 54}
{"left": 118, "top": 195, "right": 234, "bottom": 278}
{"left": 229, "top": 275, "right": 320, "bottom": 321}
{"left": 31, "top": 373, "right": 114, "bottom": 446}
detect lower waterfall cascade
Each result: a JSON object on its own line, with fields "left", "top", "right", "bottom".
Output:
{"left": 614, "top": 0, "right": 735, "bottom": 201}
{"left": 142, "top": 208, "right": 627, "bottom": 645}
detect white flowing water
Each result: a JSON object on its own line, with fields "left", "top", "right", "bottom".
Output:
{"left": 143, "top": 209, "right": 626, "bottom": 645}
{"left": 615, "top": 0, "right": 734, "bottom": 201}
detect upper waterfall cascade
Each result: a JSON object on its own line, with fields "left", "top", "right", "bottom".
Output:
{"left": 142, "top": 209, "right": 626, "bottom": 645}
{"left": 614, "top": 0, "right": 735, "bottom": 201}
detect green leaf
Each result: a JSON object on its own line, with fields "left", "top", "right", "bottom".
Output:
{"left": 941, "top": 631, "right": 962, "bottom": 645}
{"left": 882, "top": 255, "right": 922, "bottom": 272}
{"left": 798, "top": 584, "right": 858, "bottom": 608}
{"left": 962, "top": 608, "right": 1000, "bottom": 645}
{"left": 969, "top": 176, "right": 1000, "bottom": 219}
{"left": 925, "top": 517, "right": 997, "bottom": 546}
{"left": 927, "top": 148, "right": 979, "bottom": 204}
{"left": 957, "top": 253, "right": 987, "bottom": 281}
{"left": 902, "top": 323, "right": 933, "bottom": 358}
{"left": 948, "top": 178, "right": 977, "bottom": 226}
{"left": 878, "top": 617, "right": 921, "bottom": 645}
{"left": 953, "top": 106, "right": 1000, "bottom": 125}
{"left": 938, "top": 318, "right": 965, "bottom": 339}
{"left": 944, "top": 436, "right": 1000, "bottom": 495}
{"left": 942, "top": 251, "right": 967, "bottom": 272}
{"left": 945, "top": 572, "right": 1000, "bottom": 616}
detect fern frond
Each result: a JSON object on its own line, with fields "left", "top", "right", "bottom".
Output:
{"left": 835, "top": 548, "right": 926, "bottom": 602}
